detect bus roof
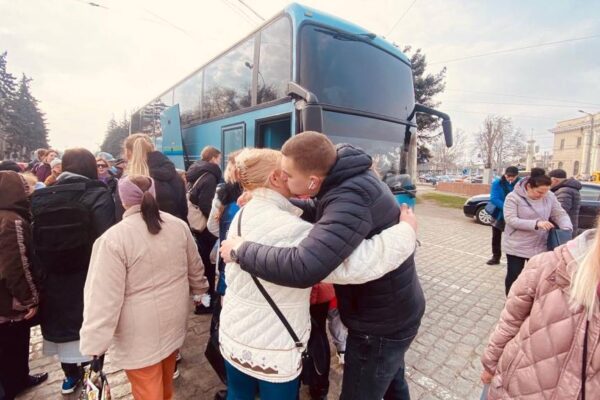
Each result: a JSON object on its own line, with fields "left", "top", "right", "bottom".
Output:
{"left": 134, "top": 2, "right": 411, "bottom": 114}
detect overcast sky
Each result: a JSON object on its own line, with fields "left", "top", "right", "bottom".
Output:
{"left": 1, "top": 0, "right": 599, "bottom": 156}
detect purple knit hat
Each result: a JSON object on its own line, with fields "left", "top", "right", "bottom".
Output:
{"left": 118, "top": 175, "right": 156, "bottom": 207}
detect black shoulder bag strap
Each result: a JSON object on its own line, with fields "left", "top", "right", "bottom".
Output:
{"left": 582, "top": 319, "right": 590, "bottom": 400}
{"left": 236, "top": 208, "right": 305, "bottom": 351}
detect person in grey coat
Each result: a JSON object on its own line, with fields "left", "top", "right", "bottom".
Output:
{"left": 549, "top": 168, "right": 582, "bottom": 236}
{"left": 502, "top": 168, "right": 572, "bottom": 295}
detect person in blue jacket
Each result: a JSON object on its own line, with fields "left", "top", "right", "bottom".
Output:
{"left": 487, "top": 166, "right": 520, "bottom": 265}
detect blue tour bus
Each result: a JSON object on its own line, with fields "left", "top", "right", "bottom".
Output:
{"left": 130, "top": 3, "right": 452, "bottom": 206}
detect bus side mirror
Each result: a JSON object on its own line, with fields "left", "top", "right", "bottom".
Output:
{"left": 301, "top": 104, "right": 323, "bottom": 132}
{"left": 414, "top": 103, "right": 453, "bottom": 147}
{"left": 442, "top": 119, "right": 453, "bottom": 147}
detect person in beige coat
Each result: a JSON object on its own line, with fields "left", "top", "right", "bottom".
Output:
{"left": 79, "top": 175, "right": 208, "bottom": 400}
{"left": 481, "top": 222, "right": 600, "bottom": 399}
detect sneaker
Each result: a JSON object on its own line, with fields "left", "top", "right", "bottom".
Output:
{"left": 337, "top": 351, "right": 345, "bottom": 365}
{"left": 486, "top": 257, "right": 500, "bottom": 265}
{"left": 61, "top": 376, "right": 81, "bottom": 395}
{"left": 173, "top": 364, "right": 180, "bottom": 380}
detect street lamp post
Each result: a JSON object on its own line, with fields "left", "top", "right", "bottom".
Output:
{"left": 579, "top": 110, "right": 596, "bottom": 175}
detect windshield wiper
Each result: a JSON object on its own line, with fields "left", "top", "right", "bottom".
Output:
{"left": 314, "top": 28, "right": 376, "bottom": 42}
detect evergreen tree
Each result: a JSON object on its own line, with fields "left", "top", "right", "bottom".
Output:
{"left": 100, "top": 115, "right": 130, "bottom": 157}
{"left": 10, "top": 74, "right": 49, "bottom": 151}
{"left": 0, "top": 52, "right": 17, "bottom": 138}
{"left": 403, "top": 46, "right": 447, "bottom": 163}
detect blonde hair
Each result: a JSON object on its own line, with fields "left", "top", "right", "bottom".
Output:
{"left": 224, "top": 150, "right": 242, "bottom": 184}
{"left": 20, "top": 172, "right": 37, "bottom": 195}
{"left": 570, "top": 222, "right": 600, "bottom": 320}
{"left": 124, "top": 133, "right": 154, "bottom": 176}
{"left": 236, "top": 148, "right": 281, "bottom": 191}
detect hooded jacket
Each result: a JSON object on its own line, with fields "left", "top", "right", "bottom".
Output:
{"left": 31, "top": 172, "right": 115, "bottom": 342}
{"left": 0, "top": 171, "right": 39, "bottom": 323}
{"left": 502, "top": 178, "right": 572, "bottom": 259}
{"left": 186, "top": 160, "right": 222, "bottom": 217}
{"left": 482, "top": 230, "right": 600, "bottom": 399}
{"left": 551, "top": 178, "right": 582, "bottom": 235}
{"left": 237, "top": 144, "right": 425, "bottom": 338}
{"left": 115, "top": 151, "right": 188, "bottom": 222}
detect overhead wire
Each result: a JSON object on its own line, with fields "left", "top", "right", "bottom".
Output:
{"left": 429, "top": 33, "right": 600, "bottom": 65}
{"left": 386, "top": 0, "right": 418, "bottom": 36}
{"left": 221, "top": 0, "right": 257, "bottom": 26}
{"left": 238, "top": 0, "right": 265, "bottom": 21}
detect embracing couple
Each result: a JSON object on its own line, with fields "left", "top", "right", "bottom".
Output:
{"left": 218, "top": 131, "right": 425, "bottom": 400}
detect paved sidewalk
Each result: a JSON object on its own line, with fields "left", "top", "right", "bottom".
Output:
{"left": 17, "top": 201, "right": 506, "bottom": 399}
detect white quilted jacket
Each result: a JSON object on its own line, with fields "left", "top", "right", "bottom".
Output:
{"left": 219, "top": 188, "right": 417, "bottom": 382}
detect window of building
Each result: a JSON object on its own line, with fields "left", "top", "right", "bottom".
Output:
{"left": 174, "top": 71, "right": 203, "bottom": 126}
{"left": 558, "top": 161, "right": 564, "bottom": 169}
{"left": 577, "top": 136, "right": 582, "bottom": 148}
{"left": 560, "top": 139, "right": 565, "bottom": 150}
{"left": 203, "top": 38, "right": 254, "bottom": 119}
{"left": 573, "top": 161, "right": 580, "bottom": 176}
{"left": 257, "top": 17, "right": 292, "bottom": 104}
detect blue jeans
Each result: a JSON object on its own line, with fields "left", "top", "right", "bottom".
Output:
{"left": 340, "top": 332, "right": 415, "bottom": 400}
{"left": 225, "top": 361, "right": 299, "bottom": 400}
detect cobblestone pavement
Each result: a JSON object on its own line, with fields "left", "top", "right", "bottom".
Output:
{"left": 17, "top": 199, "right": 506, "bottom": 400}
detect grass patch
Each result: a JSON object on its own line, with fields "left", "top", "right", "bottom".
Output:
{"left": 420, "top": 192, "right": 466, "bottom": 209}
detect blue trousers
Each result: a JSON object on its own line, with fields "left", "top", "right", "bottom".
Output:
{"left": 340, "top": 332, "right": 415, "bottom": 400}
{"left": 225, "top": 361, "right": 299, "bottom": 400}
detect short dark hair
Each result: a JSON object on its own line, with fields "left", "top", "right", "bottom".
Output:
{"left": 281, "top": 131, "right": 337, "bottom": 176}
{"left": 548, "top": 169, "right": 567, "bottom": 179}
{"left": 505, "top": 166, "right": 519, "bottom": 176}
{"left": 0, "top": 160, "right": 22, "bottom": 172}
{"left": 201, "top": 146, "right": 221, "bottom": 162}
{"left": 62, "top": 148, "right": 98, "bottom": 179}
{"left": 527, "top": 167, "right": 551, "bottom": 188}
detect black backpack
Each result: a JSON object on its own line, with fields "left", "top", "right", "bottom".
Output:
{"left": 32, "top": 182, "right": 100, "bottom": 275}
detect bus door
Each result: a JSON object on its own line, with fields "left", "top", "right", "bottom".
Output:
{"left": 256, "top": 115, "right": 292, "bottom": 150}
{"left": 160, "top": 105, "right": 186, "bottom": 170}
{"left": 222, "top": 123, "right": 246, "bottom": 169}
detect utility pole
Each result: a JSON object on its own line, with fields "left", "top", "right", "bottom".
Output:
{"left": 579, "top": 110, "right": 596, "bottom": 175}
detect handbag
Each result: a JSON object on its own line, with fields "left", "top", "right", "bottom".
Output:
{"left": 187, "top": 173, "right": 208, "bottom": 232}
{"left": 547, "top": 228, "right": 572, "bottom": 250}
{"left": 521, "top": 196, "right": 571, "bottom": 250}
{"left": 80, "top": 357, "right": 111, "bottom": 400}
{"left": 237, "top": 208, "right": 327, "bottom": 386}
{"left": 484, "top": 202, "right": 499, "bottom": 219}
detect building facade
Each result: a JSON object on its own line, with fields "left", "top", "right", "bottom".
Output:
{"left": 550, "top": 112, "right": 599, "bottom": 177}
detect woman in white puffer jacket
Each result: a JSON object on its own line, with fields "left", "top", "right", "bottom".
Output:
{"left": 219, "top": 148, "right": 418, "bottom": 399}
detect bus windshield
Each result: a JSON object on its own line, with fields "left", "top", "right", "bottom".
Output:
{"left": 299, "top": 24, "right": 415, "bottom": 121}
{"left": 322, "top": 111, "right": 416, "bottom": 197}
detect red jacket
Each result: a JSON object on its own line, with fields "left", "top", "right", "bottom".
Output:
{"left": 310, "top": 283, "right": 335, "bottom": 305}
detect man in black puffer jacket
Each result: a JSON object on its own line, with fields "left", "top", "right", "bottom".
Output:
{"left": 549, "top": 168, "right": 582, "bottom": 236}
{"left": 221, "top": 132, "right": 425, "bottom": 400}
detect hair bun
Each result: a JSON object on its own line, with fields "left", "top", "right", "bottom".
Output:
{"left": 530, "top": 167, "right": 546, "bottom": 178}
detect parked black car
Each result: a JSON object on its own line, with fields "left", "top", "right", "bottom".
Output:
{"left": 463, "top": 182, "right": 600, "bottom": 232}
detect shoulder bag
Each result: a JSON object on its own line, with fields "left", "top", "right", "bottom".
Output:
{"left": 237, "top": 208, "right": 328, "bottom": 386}
{"left": 187, "top": 173, "right": 208, "bottom": 232}
{"left": 521, "top": 196, "right": 571, "bottom": 250}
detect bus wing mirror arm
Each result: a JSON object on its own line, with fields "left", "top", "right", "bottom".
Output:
{"left": 414, "top": 103, "right": 453, "bottom": 147}
{"left": 287, "top": 82, "right": 319, "bottom": 104}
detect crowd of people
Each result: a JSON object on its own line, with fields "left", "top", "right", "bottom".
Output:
{"left": 0, "top": 132, "right": 598, "bottom": 400}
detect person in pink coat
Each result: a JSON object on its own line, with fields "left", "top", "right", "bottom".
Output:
{"left": 481, "top": 219, "right": 600, "bottom": 399}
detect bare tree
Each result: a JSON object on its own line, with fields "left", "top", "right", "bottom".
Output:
{"left": 430, "top": 129, "right": 465, "bottom": 174}
{"left": 476, "top": 115, "right": 523, "bottom": 173}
